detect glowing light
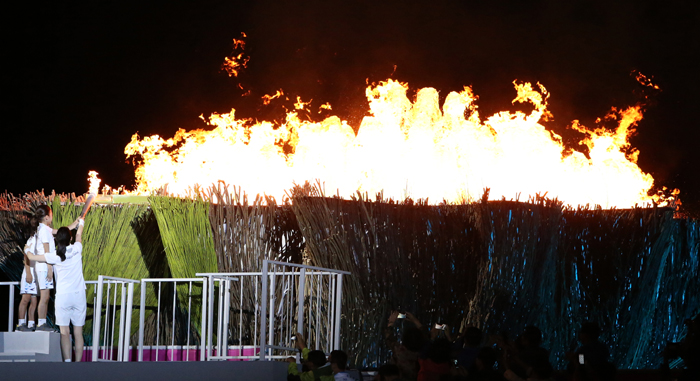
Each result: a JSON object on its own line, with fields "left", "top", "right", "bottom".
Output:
{"left": 87, "top": 171, "right": 101, "bottom": 195}
{"left": 124, "top": 78, "right": 674, "bottom": 208}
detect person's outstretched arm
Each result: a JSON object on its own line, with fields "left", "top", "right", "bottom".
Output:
{"left": 52, "top": 218, "right": 80, "bottom": 235}
{"left": 26, "top": 251, "right": 47, "bottom": 263}
{"left": 75, "top": 218, "right": 84, "bottom": 243}
{"left": 23, "top": 253, "right": 33, "bottom": 283}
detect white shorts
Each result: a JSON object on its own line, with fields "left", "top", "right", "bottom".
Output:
{"left": 55, "top": 291, "right": 87, "bottom": 326}
{"left": 20, "top": 269, "right": 38, "bottom": 295}
{"left": 35, "top": 270, "right": 54, "bottom": 290}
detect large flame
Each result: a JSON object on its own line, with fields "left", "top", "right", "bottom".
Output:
{"left": 124, "top": 79, "right": 668, "bottom": 208}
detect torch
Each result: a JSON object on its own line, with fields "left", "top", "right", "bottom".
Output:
{"left": 80, "top": 171, "right": 101, "bottom": 218}
{"left": 80, "top": 194, "right": 96, "bottom": 219}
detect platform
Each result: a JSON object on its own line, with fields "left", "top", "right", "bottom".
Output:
{"left": 0, "top": 331, "right": 62, "bottom": 362}
{"left": 0, "top": 360, "right": 289, "bottom": 381}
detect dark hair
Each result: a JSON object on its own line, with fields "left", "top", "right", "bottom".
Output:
{"left": 330, "top": 350, "right": 347, "bottom": 370}
{"left": 28, "top": 205, "right": 51, "bottom": 237}
{"left": 426, "top": 338, "right": 452, "bottom": 364}
{"left": 402, "top": 327, "right": 426, "bottom": 352}
{"left": 477, "top": 347, "right": 498, "bottom": 369}
{"left": 55, "top": 227, "right": 72, "bottom": 262}
{"left": 307, "top": 350, "right": 327, "bottom": 368}
{"left": 464, "top": 327, "right": 483, "bottom": 347}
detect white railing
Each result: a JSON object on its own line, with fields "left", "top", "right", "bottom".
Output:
{"left": 196, "top": 273, "right": 240, "bottom": 361}
{"left": 259, "top": 260, "right": 350, "bottom": 361}
{"left": 91, "top": 275, "right": 139, "bottom": 362}
{"left": 2, "top": 280, "right": 100, "bottom": 332}
{"left": 2, "top": 261, "right": 350, "bottom": 363}
{"left": 1, "top": 281, "right": 17, "bottom": 332}
{"left": 137, "top": 278, "right": 204, "bottom": 362}
{"left": 2, "top": 278, "right": 135, "bottom": 362}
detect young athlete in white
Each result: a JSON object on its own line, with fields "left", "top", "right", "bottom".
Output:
{"left": 27, "top": 218, "right": 86, "bottom": 362}
{"left": 16, "top": 235, "right": 39, "bottom": 331}
{"left": 32, "top": 205, "right": 56, "bottom": 331}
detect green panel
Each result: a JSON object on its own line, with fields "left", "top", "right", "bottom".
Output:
{"left": 148, "top": 196, "right": 217, "bottom": 277}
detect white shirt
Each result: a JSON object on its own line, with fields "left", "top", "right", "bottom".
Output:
{"left": 24, "top": 234, "right": 37, "bottom": 270}
{"left": 35, "top": 223, "right": 55, "bottom": 272}
{"left": 44, "top": 242, "right": 85, "bottom": 295}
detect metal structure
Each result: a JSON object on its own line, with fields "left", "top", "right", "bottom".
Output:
{"left": 1, "top": 260, "right": 349, "bottom": 363}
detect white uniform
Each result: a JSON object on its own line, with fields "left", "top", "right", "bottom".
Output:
{"left": 35, "top": 223, "right": 55, "bottom": 290}
{"left": 20, "top": 235, "right": 38, "bottom": 295}
{"left": 44, "top": 242, "right": 86, "bottom": 326}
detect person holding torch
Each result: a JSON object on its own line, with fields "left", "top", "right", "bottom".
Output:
{"left": 25, "top": 216, "right": 87, "bottom": 362}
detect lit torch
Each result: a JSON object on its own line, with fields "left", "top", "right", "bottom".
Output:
{"left": 80, "top": 171, "right": 100, "bottom": 218}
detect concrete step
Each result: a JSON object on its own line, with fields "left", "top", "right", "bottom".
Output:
{"left": 0, "top": 331, "right": 62, "bottom": 362}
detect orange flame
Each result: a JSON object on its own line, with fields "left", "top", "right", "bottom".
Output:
{"left": 124, "top": 79, "right": 673, "bottom": 208}
{"left": 262, "top": 89, "right": 284, "bottom": 105}
{"left": 221, "top": 33, "right": 249, "bottom": 77}
{"left": 87, "top": 171, "right": 101, "bottom": 195}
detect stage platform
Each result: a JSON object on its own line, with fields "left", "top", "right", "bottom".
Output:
{"left": 0, "top": 331, "right": 62, "bottom": 362}
{"left": 0, "top": 360, "right": 289, "bottom": 381}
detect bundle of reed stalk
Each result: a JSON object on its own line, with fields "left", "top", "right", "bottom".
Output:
{"left": 0, "top": 191, "right": 48, "bottom": 276}
{"left": 289, "top": 182, "right": 699, "bottom": 369}
{"left": 50, "top": 196, "right": 167, "bottom": 345}
{"left": 201, "top": 182, "right": 304, "bottom": 345}
{"left": 1, "top": 187, "right": 698, "bottom": 369}
{"left": 148, "top": 195, "right": 217, "bottom": 342}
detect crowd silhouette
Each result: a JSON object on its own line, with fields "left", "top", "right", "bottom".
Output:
{"left": 285, "top": 312, "right": 699, "bottom": 381}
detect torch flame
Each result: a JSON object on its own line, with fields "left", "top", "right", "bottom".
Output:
{"left": 124, "top": 78, "right": 674, "bottom": 208}
{"left": 87, "top": 171, "right": 101, "bottom": 195}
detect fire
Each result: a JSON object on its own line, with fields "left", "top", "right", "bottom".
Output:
{"left": 221, "top": 33, "right": 249, "bottom": 77}
{"left": 123, "top": 78, "right": 673, "bottom": 208}
{"left": 87, "top": 171, "right": 101, "bottom": 195}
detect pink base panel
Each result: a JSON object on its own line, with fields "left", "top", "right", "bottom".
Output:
{"left": 80, "top": 347, "right": 259, "bottom": 362}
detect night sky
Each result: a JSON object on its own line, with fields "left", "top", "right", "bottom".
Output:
{"left": 3, "top": 0, "right": 699, "bottom": 214}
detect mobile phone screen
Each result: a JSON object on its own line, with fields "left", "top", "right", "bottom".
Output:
{"left": 578, "top": 354, "right": 585, "bottom": 365}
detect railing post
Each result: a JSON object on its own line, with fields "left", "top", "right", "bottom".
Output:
{"left": 200, "top": 277, "right": 208, "bottom": 361}
{"left": 92, "top": 275, "right": 104, "bottom": 362}
{"left": 124, "top": 282, "right": 134, "bottom": 362}
{"left": 8, "top": 284, "right": 15, "bottom": 331}
{"left": 207, "top": 275, "right": 214, "bottom": 360}
{"left": 333, "top": 274, "right": 343, "bottom": 350}
{"left": 268, "top": 268, "right": 276, "bottom": 356}
{"left": 259, "top": 262, "right": 268, "bottom": 361}
{"left": 138, "top": 280, "right": 146, "bottom": 361}
{"left": 118, "top": 283, "right": 127, "bottom": 361}
{"left": 223, "top": 278, "right": 231, "bottom": 358}
{"left": 297, "top": 268, "right": 306, "bottom": 339}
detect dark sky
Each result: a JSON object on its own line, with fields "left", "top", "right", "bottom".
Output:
{"left": 2, "top": 0, "right": 699, "bottom": 213}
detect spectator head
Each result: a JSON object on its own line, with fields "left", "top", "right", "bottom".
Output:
{"left": 475, "top": 347, "right": 498, "bottom": 371}
{"left": 374, "top": 363, "right": 400, "bottom": 381}
{"left": 402, "top": 326, "right": 426, "bottom": 352}
{"left": 464, "top": 327, "right": 483, "bottom": 347}
{"left": 427, "top": 338, "right": 452, "bottom": 364}
{"left": 579, "top": 322, "right": 601, "bottom": 344}
{"left": 307, "top": 350, "right": 327, "bottom": 369}
{"left": 330, "top": 350, "right": 347, "bottom": 372}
